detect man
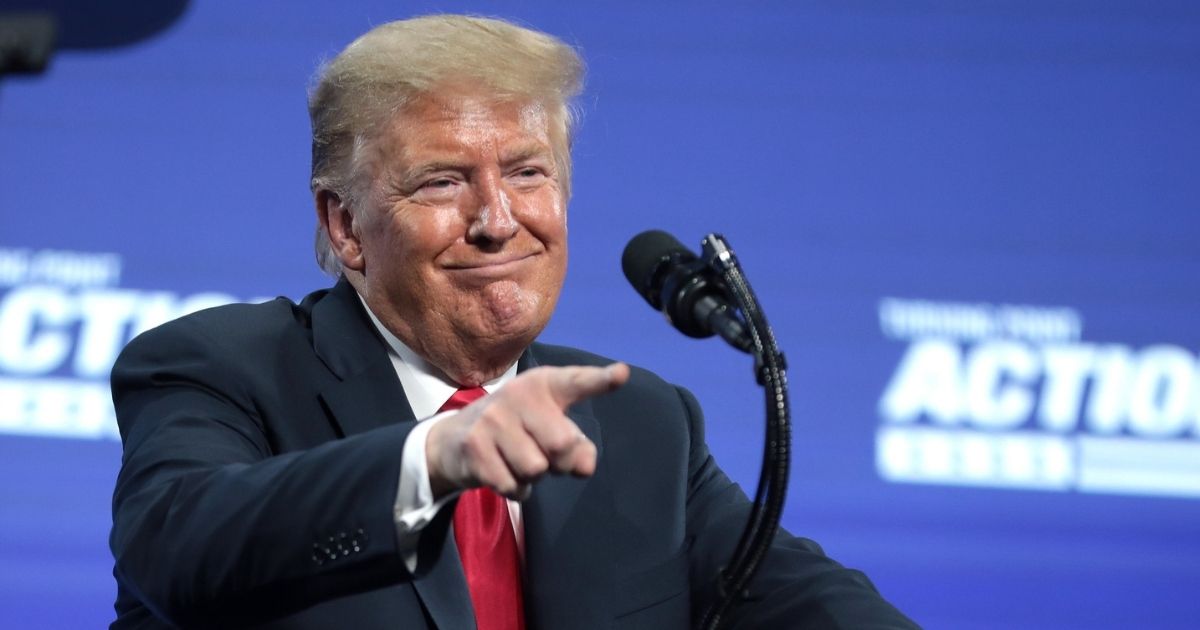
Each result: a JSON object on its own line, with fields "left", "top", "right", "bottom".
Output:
{"left": 109, "top": 15, "right": 917, "bottom": 629}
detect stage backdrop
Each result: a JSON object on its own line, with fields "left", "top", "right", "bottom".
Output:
{"left": 2, "top": 1, "right": 1198, "bottom": 627}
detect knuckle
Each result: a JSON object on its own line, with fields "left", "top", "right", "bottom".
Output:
{"left": 568, "top": 368, "right": 589, "bottom": 389}
{"left": 478, "top": 408, "right": 506, "bottom": 430}
{"left": 493, "top": 477, "right": 517, "bottom": 496}
{"left": 571, "top": 442, "right": 597, "bottom": 465}
{"left": 461, "top": 431, "right": 489, "bottom": 459}
{"left": 521, "top": 366, "right": 551, "bottom": 387}
{"left": 556, "top": 444, "right": 585, "bottom": 463}
{"left": 517, "top": 453, "right": 549, "bottom": 479}
{"left": 543, "top": 426, "right": 577, "bottom": 453}
{"left": 466, "top": 463, "right": 487, "bottom": 486}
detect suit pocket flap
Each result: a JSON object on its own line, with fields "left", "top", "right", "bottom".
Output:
{"left": 614, "top": 549, "right": 689, "bottom": 617}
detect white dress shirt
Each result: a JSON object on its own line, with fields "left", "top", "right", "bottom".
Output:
{"left": 358, "top": 297, "right": 523, "bottom": 572}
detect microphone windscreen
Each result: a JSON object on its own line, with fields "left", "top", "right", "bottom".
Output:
{"left": 3, "top": 0, "right": 190, "bottom": 50}
{"left": 621, "top": 229, "right": 689, "bottom": 296}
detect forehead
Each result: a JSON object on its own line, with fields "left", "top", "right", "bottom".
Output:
{"left": 383, "top": 90, "right": 554, "bottom": 158}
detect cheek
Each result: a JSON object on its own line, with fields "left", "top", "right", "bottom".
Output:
{"left": 388, "top": 207, "right": 463, "bottom": 263}
{"left": 427, "top": 206, "right": 464, "bottom": 236}
{"left": 530, "top": 190, "right": 567, "bottom": 237}
{"left": 550, "top": 194, "right": 565, "bottom": 220}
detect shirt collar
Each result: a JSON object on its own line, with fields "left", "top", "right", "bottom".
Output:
{"left": 357, "top": 293, "right": 517, "bottom": 419}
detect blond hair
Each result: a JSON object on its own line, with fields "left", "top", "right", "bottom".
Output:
{"left": 308, "top": 15, "right": 585, "bottom": 276}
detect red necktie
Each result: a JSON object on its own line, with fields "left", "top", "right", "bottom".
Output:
{"left": 439, "top": 387, "right": 526, "bottom": 630}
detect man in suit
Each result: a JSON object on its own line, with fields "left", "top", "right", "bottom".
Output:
{"left": 109, "top": 15, "right": 918, "bottom": 629}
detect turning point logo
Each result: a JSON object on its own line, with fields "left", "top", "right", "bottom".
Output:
{"left": 0, "top": 247, "right": 241, "bottom": 440}
{"left": 876, "top": 297, "right": 1200, "bottom": 499}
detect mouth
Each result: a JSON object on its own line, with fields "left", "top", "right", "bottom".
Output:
{"left": 443, "top": 252, "right": 539, "bottom": 279}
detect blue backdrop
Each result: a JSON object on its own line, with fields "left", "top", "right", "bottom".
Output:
{"left": 2, "top": 1, "right": 1198, "bottom": 627}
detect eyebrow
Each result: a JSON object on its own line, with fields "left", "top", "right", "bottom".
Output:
{"left": 500, "top": 144, "right": 554, "bottom": 166}
{"left": 395, "top": 143, "right": 556, "bottom": 190}
{"left": 405, "top": 161, "right": 470, "bottom": 181}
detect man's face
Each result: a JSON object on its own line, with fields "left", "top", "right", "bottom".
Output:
{"left": 353, "top": 89, "right": 568, "bottom": 379}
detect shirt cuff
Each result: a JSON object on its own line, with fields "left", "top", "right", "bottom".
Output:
{"left": 394, "top": 411, "right": 460, "bottom": 573}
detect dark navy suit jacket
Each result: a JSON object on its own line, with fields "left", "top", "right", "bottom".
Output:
{"left": 109, "top": 279, "right": 917, "bottom": 628}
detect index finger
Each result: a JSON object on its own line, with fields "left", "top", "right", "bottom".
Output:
{"left": 546, "top": 362, "right": 630, "bottom": 408}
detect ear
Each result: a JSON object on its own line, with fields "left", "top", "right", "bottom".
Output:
{"left": 315, "top": 189, "right": 366, "bottom": 272}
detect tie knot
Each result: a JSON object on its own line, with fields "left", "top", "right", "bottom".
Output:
{"left": 439, "top": 386, "right": 488, "bottom": 413}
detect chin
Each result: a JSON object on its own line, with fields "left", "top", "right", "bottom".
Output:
{"left": 476, "top": 281, "right": 542, "bottom": 323}
{"left": 480, "top": 309, "right": 546, "bottom": 342}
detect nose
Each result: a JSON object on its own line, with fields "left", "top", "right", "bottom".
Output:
{"left": 466, "top": 173, "right": 520, "bottom": 248}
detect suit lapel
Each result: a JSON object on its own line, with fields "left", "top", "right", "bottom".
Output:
{"left": 520, "top": 347, "right": 616, "bottom": 629}
{"left": 413, "top": 512, "right": 477, "bottom": 630}
{"left": 310, "top": 279, "right": 418, "bottom": 436}
{"left": 308, "top": 280, "right": 474, "bottom": 629}
{"left": 518, "top": 347, "right": 604, "bottom": 544}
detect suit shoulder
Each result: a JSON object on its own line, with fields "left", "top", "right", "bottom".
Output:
{"left": 529, "top": 342, "right": 614, "bottom": 368}
{"left": 116, "top": 291, "right": 323, "bottom": 367}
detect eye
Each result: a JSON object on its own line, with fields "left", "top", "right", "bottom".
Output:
{"left": 509, "top": 166, "right": 547, "bottom": 188}
{"left": 411, "top": 176, "right": 461, "bottom": 202}
{"left": 422, "top": 177, "right": 457, "bottom": 189}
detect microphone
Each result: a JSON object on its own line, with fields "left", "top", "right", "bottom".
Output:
{"left": 626, "top": 230, "right": 790, "bottom": 630}
{"left": 622, "top": 230, "right": 753, "bottom": 353}
{"left": 1, "top": 0, "right": 190, "bottom": 76}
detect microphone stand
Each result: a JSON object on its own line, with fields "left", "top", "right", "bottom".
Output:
{"left": 695, "top": 234, "right": 791, "bottom": 630}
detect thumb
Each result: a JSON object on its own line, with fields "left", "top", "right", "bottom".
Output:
{"left": 547, "top": 362, "right": 630, "bottom": 407}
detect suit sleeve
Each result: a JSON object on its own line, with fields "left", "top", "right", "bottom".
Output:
{"left": 677, "top": 387, "right": 921, "bottom": 629}
{"left": 109, "top": 318, "right": 433, "bottom": 627}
